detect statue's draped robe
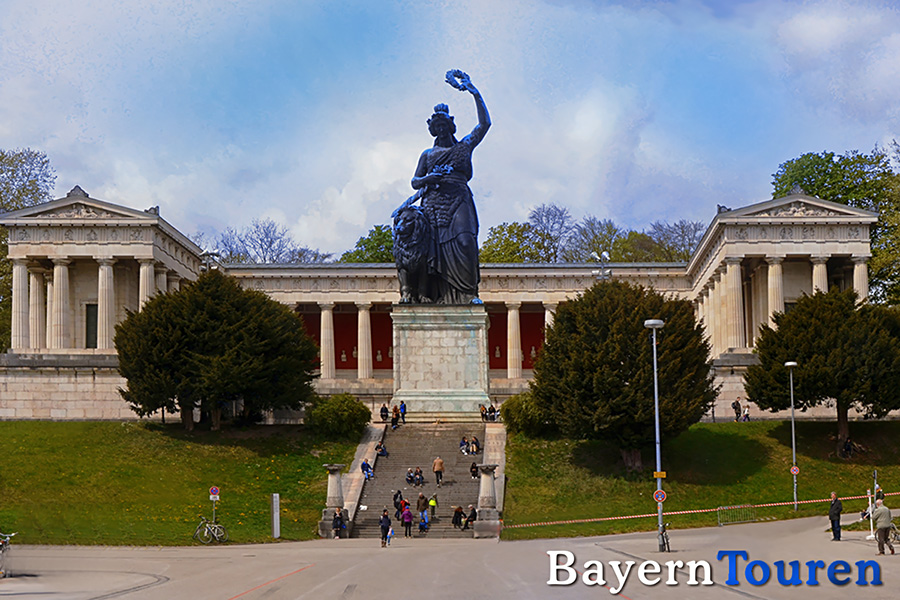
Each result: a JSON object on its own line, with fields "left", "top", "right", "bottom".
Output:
{"left": 419, "top": 139, "right": 479, "bottom": 304}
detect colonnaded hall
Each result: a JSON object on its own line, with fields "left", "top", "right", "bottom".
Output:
{"left": 0, "top": 184, "right": 879, "bottom": 422}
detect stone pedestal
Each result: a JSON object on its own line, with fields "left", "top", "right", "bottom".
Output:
{"left": 318, "top": 463, "right": 346, "bottom": 538}
{"left": 391, "top": 305, "right": 490, "bottom": 412}
{"left": 474, "top": 463, "right": 502, "bottom": 538}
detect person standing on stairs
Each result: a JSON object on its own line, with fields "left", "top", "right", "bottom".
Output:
{"left": 417, "top": 492, "right": 430, "bottom": 525}
{"left": 380, "top": 509, "right": 392, "bottom": 547}
{"left": 399, "top": 400, "right": 407, "bottom": 424}
{"left": 432, "top": 455, "right": 444, "bottom": 487}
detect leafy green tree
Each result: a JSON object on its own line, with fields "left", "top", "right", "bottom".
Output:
{"left": 0, "top": 148, "right": 56, "bottom": 349}
{"left": 745, "top": 289, "right": 900, "bottom": 448}
{"left": 306, "top": 393, "right": 372, "bottom": 439}
{"left": 611, "top": 230, "right": 667, "bottom": 262}
{"left": 479, "top": 222, "right": 543, "bottom": 263}
{"left": 339, "top": 224, "right": 393, "bottom": 263}
{"left": 115, "top": 270, "right": 319, "bottom": 430}
{"left": 772, "top": 148, "right": 900, "bottom": 304}
{"left": 531, "top": 280, "right": 716, "bottom": 470}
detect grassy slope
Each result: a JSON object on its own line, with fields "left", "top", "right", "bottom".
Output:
{"left": 503, "top": 420, "right": 900, "bottom": 540}
{"left": 0, "top": 421, "right": 355, "bottom": 545}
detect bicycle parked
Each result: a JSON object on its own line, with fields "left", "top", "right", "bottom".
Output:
{"left": 0, "top": 531, "right": 17, "bottom": 578}
{"left": 660, "top": 522, "right": 671, "bottom": 553}
{"left": 193, "top": 516, "right": 228, "bottom": 544}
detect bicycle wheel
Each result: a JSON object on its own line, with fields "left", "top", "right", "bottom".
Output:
{"left": 0, "top": 547, "right": 8, "bottom": 578}
{"left": 891, "top": 527, "right": 900, "bottom": 544}
{"left": 664, "top": 533, "right": 671, "bottom": 552}
{"left": 194, "top": 524, "right": 213, "bottom": 544}
{"left": 211, "top": 524, "right": 228, "bottom": 543}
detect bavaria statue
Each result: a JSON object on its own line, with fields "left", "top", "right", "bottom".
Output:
{"left": 392, "top": 69, "right": 491, "bottom": 305}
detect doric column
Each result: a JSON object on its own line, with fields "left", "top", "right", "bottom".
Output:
{"left": 356, "top": 302, "right": 372, "bottom": 379}
{"left": 709, "top": 270, "right": 723, "bottom": 355}
{"left": 319, "top": 303, "right": 335, "bottom": 379}
{"left": 11, "top": 259, "right": 29, "bottom": 350}
{"left": 28, "top": 267, "right": 46, "bottom": 350}
{"left": 544, "top": 302, "right": 557, "bottom": 328}
{"left": 45, "top": 275, "right": 54, "bottom": 348}
{"left": 49, "top": 258, "right": 71, "bottom": 349}
{"left": 506, "top": 301, "right": 522, "bottom": 379}
{"left": 766, "top": 256, "right": 784, "bottom": 327}
{"left": 811, "top": 256, "right": 829, "bottom": 292}
{"left": 852, "top": 256, "right": 869, "bottom": 301}
{"left": 167, "top": 273, "right": 182, "bottom": 292}
{"left": 97, "top": 259, "right": 116, "bottom": 349}
{"left": 155, "top": 266, "right": 168, "bottom": 295}
{"left": 138, "top": 259, "right": 155, "bottom": 309}
{"left": 725, "top": 258, "right": 745, "bottom": 349}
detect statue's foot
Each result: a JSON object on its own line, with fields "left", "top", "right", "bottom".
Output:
{"left": 470, "top": 297, "right": 483, "bottom": 305}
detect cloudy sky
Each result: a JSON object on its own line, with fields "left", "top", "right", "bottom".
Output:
{"left": 2, "top": 0, "right": 899, "bottom": 255}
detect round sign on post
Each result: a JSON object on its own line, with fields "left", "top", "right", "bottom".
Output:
{"left": 790, "top": 466, "right": 800, "bottom": 475}
{"left": 653, "top": 490, "right": 667, "bottom": 503}
{"left": 209, "top": 486, "right": 220, "bottom": 496}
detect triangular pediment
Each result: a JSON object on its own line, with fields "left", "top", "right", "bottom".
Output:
{"left": 0, "top": 186, "right": 159, "bottom": 224}
{"left": 721, "top": 193, "right": 879, "bottom": 221}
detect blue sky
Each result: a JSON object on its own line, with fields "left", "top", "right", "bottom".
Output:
{"left": 2, "top": 0, "right": 899, "bottom": 255}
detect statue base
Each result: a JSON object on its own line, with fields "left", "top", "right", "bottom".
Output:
{"left": 391, "top": 304, "right": 490, "bottom": 412}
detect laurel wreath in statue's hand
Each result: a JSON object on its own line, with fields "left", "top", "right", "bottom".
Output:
{"left": 445, "top": 69, "right": 473, "bottom": 92}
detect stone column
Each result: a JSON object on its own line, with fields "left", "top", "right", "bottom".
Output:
{"left": 155, "top": 266, "right": 168, "bottom": 295}
{"left": 356, "top": 302, "right": 372, "bottom": 379}
{"left": 138, "top": 259, "right": 155, "bottom": 309}
{"left": 811, "top": 256, "right": 829, "bottom": 292}
{"left": 766, "top": 256, "right": 784, "bottom": 327}
{"left": 49, "top": 258, "right": 71, "bottom": 349}
{"left": 544, "top": 302, "right": 557, "bottom": 328}
{"left": 474, "top": 464, "right": 501, "bottom": 538}
{"left": 28, "top": 267, "right": 46, "bottom": 350}
{"left": 319, "top": 464, "right": 346, "bottom": 538}
{"left": 319, "top": 303, "right": 336, "bottom": 379}
{"left": 45, "top": 275, "right": 53, "bottom": 349}
{"left": 709, "top": 271, "right": 723, "bottom": 355}
{"left": 724, "top": 258, "right": 746, "bottom": 349}
{"left": 11, "top": 259, "right": 29, "bottom": 350}
{"left": 167, "top": 273, "right": 182, "bottom": 292}
{"left": 506, "top": 302, "right": 522, "bottom": 379}
{"left": 97, "top": 259, "right": 116, "bottom": 350}
{"left": 852, "top": 256, "right": 869, "bottom": 301}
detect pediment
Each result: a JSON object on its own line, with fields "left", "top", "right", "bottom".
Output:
{"left": 722, "top": 193, "right": 878, "bottom": 221}
{"left": 0, "top": 186, "right": 158, "bottom": 224}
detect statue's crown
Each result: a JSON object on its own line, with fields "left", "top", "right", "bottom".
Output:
{"left": 433, "top": 103, "right": 450, "bottom": 115}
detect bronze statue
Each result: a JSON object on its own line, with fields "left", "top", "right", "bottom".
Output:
{"left": 393, "top": 70, "right": 491, "bottom": 304}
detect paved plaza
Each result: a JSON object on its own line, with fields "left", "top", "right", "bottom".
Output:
{"left": 0, "top": 516, "right": 895, "bottom": 599}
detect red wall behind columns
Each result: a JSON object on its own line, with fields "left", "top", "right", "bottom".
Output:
{"left": 333, "top": 312, "right": 358, "bottom": 370}
{"left": 488, "top": 310, "right": 507, "bottom": 370}
{"left": 520, "top": 311, "right": 544, "bottom": 369}
{"left": 371, "top": 311, "right": 393, "bottom": 369}
{"left": 298, "top": 312, "right": 321, "bottom": 369}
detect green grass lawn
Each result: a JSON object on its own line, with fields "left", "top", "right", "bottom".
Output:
{"left": 0, "top": 421, "right": 355, "bottom": 545}
{"left": 502, "top": 420, "right": 900, "bottom": 540}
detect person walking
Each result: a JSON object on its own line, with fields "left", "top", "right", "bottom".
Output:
{"left": 829, "top": 492, "right": 843, "bottom": 541}
{"left": 432, "top": 455, "right": 445, "bottom": 487}
{"left": 429, "top": 494, "right": 438, "bottom": 520}
{"left": 379, "top": 509, "right": 392, "bottom": 547}
{"left": 731, "top": 398, "right": 742, "bottom": 422}
{"left": 872, "top": 499, "right": 895, "bottom": 555}
{"left": 401, "top": 506, "right": 414, "bottom": 538}
{"left": 393, "top": 490, "right": 404, "bottom": 519}
{"left": 399, "top": 400, "right": 407, "bottom": 424}
{"left": 416, "top": 492, "right": 429, "bottom": 525}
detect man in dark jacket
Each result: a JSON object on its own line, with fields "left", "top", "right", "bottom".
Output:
{"left": 379, "top": 509, "right": 392, "bottom": 547}
{"left": 462, "top": 505, "right": 477, "bottom": 530}
{"left": 829, "top": 492, "right": 843, "bottom": 541}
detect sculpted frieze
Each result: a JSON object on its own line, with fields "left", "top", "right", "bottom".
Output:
{"left": 754, "top": 202, "right": 843, "bottom": 218}
{"left": 42, "top": 203, "right": 117, "bottom": 219}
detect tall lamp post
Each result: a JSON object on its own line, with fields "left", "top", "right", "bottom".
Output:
{"left": 645, "top": 318, "right": 665, "bottom": 551}
{"left": 785, "top": 361, "right": 798, "bottom": 511}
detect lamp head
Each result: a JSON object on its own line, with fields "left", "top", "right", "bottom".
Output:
{"left": 644, "top": 319, "right": 664, "bottom": 329}
{"left": 784, "top": 361, "right": 798, "bottom": 368}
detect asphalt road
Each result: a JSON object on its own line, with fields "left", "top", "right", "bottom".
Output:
{"left": 0, "top": 516, "right": 895, "bottom": 599}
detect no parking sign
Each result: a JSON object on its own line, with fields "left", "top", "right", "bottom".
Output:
{"left": 210, "top": 486, "right": 220, "bottom": 502}
{"left": 653, "top": 490, "right": 667, "bottom": 503}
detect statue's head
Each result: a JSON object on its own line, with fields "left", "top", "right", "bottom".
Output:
{"left": 427, "top": 103, "right": 456, "bottom": 137}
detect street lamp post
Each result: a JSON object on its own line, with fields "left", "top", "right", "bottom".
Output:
{"left": 645, "top": 318, "right": 665, "bottom": 551}
{"left": 785, "top": 361, "right": 798, "bottom": 511}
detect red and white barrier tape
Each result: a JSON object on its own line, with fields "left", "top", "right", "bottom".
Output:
{"left": 503, "top": 491, "right": 900, "bottom": 529}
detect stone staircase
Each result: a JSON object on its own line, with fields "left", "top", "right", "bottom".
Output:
{"left": 351, "top": 422, "right": 486, "bottom": 539}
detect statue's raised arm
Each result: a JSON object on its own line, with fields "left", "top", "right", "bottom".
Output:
{"left": 446, "top": 69, "right": 491, "bottom": 148}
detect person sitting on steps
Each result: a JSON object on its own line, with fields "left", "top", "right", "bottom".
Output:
{"left": 452, "top": 505, "right": 465, "bottom": 529}
{"left": 380, "top": 403, "right": 389, "bottom": 422}
{"left": 462, "top": 505, "right": 477, "bottom": 531}
{"left": 470, "top": 461, "right": 478, "bottom": 480}
{"left": 470, "top": 435, "right": 481, "bottom": 454}
{"left": 413, "top": 466, "right": 425, "bottom": 487}
{"left": 459, "top": 436, "right": 470, "bottom": 455}
{"left": 406, "top": 468, "right": 415, "bottom": 485}
{"left": 360, "top": 458, "right": 374, "bottom": 480}
{"left": 375, "top": 441, "right": 388, "bottom": 457}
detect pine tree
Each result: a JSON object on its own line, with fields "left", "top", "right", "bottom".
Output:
{"left": 531, "top": 280, "right": 716, "bottom": 470}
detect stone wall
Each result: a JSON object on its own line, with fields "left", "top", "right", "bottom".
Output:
{"left": 0, "top": 354, "right": 134, "bottom": 420}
